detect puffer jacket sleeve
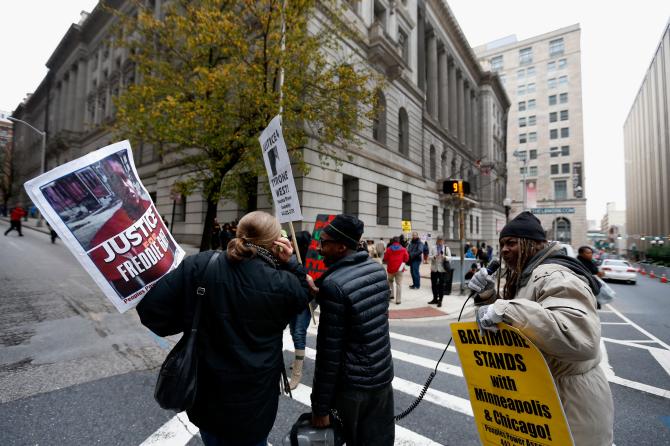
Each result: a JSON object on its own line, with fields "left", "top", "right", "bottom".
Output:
{"left": 136, "top": 256, "right": 191, "bottom": 337}
{"left": 311, "top": 281, "right": 347, "bottom": 416}
{"left": 494, "top": 265, "right": 601, "bottom": 361}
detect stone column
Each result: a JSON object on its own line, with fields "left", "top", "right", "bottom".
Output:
{"left": 457, "top": 71, "right": 464, "bottom": 142}
{"left": 426, "top": 30, "right": 438, "bottom": 118}
{"left": 65, "top": 69, "right": 75, "bottom": 131}
{"left": 55, "top": 80, "right": 64, "bottom": 132}
{"left": 438, "top": 46, "right": 449, "bottom": 129}
{"left": 417, "top": 5, "right": 426, "bottom": 92}
{"left": 472, "top": 92, "right": 479, "bottom": 154}
{"left": 448, "top": 59, "right": 457, "bottom": 134}
{"left": 74, "top": 58, "right": 87, "bottom": 132}
{"left": 463, "top": 82, "right": 470, "bottom": 145}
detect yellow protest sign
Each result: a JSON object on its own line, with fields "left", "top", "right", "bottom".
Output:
{"left": 401, "top": 220, "right": 412, "bottom": 232}
{"left": 451, "top": 322, "right": 573, "bottom": 446}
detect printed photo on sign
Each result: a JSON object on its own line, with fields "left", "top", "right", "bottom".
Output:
{"left": 25, "top": 141, "right": 185, "bottom": 313}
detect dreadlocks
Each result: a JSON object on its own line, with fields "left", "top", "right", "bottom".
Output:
{"left": 498, "top": 238, "right": 546, "bottom": 300}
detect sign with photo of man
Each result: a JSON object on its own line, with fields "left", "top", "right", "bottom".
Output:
{"left": 24, "top": 140, "right": 185, "bottom": 313}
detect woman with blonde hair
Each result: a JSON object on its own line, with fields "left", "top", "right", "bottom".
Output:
{"left": 137, "top": 211, "right": 314, "bottom": 446}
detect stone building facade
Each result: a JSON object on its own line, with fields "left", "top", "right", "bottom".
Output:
{"left": 623, "top": 21, "right": 670, "bottom": 251}
{"left": 11, "top": 0, "right": 509, "bottom": 249}
{"left": 0, "top": 111, "right": 13, "bottom": 208}
{"left": 475, "top": 25, "right": 588, "bottom": 248}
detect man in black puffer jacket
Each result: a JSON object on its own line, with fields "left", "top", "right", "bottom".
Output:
{"left": 310, "top": 214, "right": 394, "bottom": 445}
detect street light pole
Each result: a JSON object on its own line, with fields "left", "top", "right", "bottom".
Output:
{"left": 8, "top": 116, "right": 46, "bottom": 226}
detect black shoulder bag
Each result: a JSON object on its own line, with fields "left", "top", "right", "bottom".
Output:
{"left": 154, "top": 251, "right": 221, "bottom": 411}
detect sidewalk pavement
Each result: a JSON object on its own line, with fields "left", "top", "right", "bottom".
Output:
{"left": 5, "top": 216, "right": 476, "bottom": 322}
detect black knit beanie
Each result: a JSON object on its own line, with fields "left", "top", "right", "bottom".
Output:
{"left": 499, "top": 211, "right": 546, "bottom": 241}
{"left": 323, "top": 214, "right": 364, "bottom": 249}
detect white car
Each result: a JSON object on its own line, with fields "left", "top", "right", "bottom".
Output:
{"left": 600, "top": 259, "right": 637, "bottom": 284}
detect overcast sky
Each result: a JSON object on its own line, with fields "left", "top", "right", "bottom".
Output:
{"left": 1, "top": 1, "right": 669, "bottom": 221}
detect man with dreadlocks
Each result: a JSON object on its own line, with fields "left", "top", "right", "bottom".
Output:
{"left": 468, "top": 211, "right": 614, "bottom": 446}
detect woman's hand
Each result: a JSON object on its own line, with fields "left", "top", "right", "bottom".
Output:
{"left": 305, "top": 274, "right": 319, "bottom": 295}
{"left": 273, "top": 237, "right": 294, "bottom": 263}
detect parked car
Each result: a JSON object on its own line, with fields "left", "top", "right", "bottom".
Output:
{"left": 600, "top": 259, "right": 637, "bottom": 284}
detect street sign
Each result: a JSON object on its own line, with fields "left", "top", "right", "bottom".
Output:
{"left": 401, "top": 220, "right": 412, "bottom": 232}
{"left": 530, "top": 207, "right": 575, "bottom": 215}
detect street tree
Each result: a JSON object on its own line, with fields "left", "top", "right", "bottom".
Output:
{"left": 111, "top": 0, "right": 381, "bottom": 250}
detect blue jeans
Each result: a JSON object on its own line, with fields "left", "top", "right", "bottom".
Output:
{"left": 289, "top": 307, "right": 311, "bottom": 350}
{"left": 200, "top": 430, "right": 267, "bottom": 446}
{"left": 410, "top": 259, "right": 421, "bottom": 288}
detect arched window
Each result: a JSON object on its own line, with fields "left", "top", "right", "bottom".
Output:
{"left": 372, "top": 91, "right": 387, "bottom": 145}
{"left": 450, "top": 157, "right": 457, "bottom": 178}
{"left": 398, "top": 107, "right": 409, "bottom": 155}
{"left": 553, "top": 217, "right": 571, "bottom": 244}
{"left": 429, "top": 145, "right": 436, "bottom": 180}
{"left": 441, "top": 151, "right": 447, "bottom": 178}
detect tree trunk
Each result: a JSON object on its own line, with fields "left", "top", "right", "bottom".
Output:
{"left": 199, "top": 197, "right": 219, "bottom": 252}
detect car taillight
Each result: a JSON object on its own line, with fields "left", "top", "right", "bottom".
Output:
{"left": 601, "top": 267, "right": 611, "bottom": 271}
{"left": 627, "top": 268, "right": 636, "bottom": 272}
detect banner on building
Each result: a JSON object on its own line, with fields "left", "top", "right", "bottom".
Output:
{"left": 259, "top": 115, "right": 303, "bottom": 223}
{"left": 24, "top": 140, "right": 185, "bottom": 313}
{"left": 451, "top": 322, "right": 573, "bottom": 446}
{"left": 525, "top": 180, "right": 537, "bottom": 210}
{"left": 303, "top": 214, "right": 336, "bottom": 280}
{"left": 572, "top": 162, "right": 583, "bottom": 198}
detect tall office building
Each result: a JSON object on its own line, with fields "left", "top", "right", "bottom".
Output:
{"left": 623, "top": 21, "right": 670, "bottom": 250}
{"left": 475, "top": 24, "right": 587, "bottom": 248}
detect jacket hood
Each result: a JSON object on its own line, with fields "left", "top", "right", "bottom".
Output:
{"left": 519, "top": 242, "right": 601, "bottom": 295}
{"left": 390, "top": 243, "right": 403, "bottom": 251}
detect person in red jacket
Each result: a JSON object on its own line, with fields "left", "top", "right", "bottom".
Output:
{"left": 384, "top": 236, "right": 409, "bottom": 304}
{"left": 4, "top": 203, "right": 27, "bottom": 237}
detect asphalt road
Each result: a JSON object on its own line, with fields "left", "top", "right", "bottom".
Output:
{"left": 1, "top": 227, "right": 669, "bottom": 445}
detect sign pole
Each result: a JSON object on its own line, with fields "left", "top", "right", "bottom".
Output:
{"left": 459, "top": 182, "right": 465, "bottom": 294}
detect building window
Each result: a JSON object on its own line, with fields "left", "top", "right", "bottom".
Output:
{"left": 429, "top": 145, "right": 436, "bottom": 180}
{"left": 554, "top": 217, "right": 571, "bottom": 243}
{"left": 529, "top": 166, "right": 538, "bottom": 176}
{"left": 550, "top": 164, "right": 559, "bottom": 175}
{"left": 402, "top": 192, "right": 412, "bottom": 221}
{"left": 561, "top": 145, "right": 570, "bottom": 156}
{"left": 517, "top": 84, "right": 526, "bottom": 95}
{"left": 547, "top": 61, "right": 556, "bottom": 71}
{"left": 443, "top": 208, "right": 450, "bottom": 238}
{"left": 528, "top": 115, "right": 536, "bottom": 126}
{"left": 517, "top": 69, "right": 525, "bottom": 80}
{"left": 558, "top": 75, "right": 568, "bottom": 87}
{"left": 518, "top": 101, "right": 526, "bottom": 111}
{"left": 550, "top": 112, "right": 557, "bottom": 123}
{"left": 519, "top": 117, "right": 527, "bottom": 127}
{"left": 526, "top": 66, "right": 535, "bottom": 77}
{"left": 560, "top": 110, "right": 569, "bottom": 121}
{"left": 469, "top": 214, "right": 473, "bottom": 233}
{"left": 476, "top": 216, "right": 480, "bottom": 234}
{"left": 433, "top": 206, "right": 438, "bottom": 231}
{"left": 519, "top": 47, "right": 533, "bottom": 65}
{"left": 550, "top": 129, "right": 558, "bottom": 139}
{"left": 529, "top": 149, "right": 537, "bottom": 160}
{"left": 516, "top": 150, "right": 527, "bottom": 160}
{"left": 526, "top": 83, "right": 536, "bottom": 93}
{"left": 174, "top": 195, "right": 186, "bottom": 222}
{"left": 548, "top": 95, "right": 557, "bottom": 106}
{"left": 519, "top": 133, "right": 527, "bottom": 143}
{"left": 548, "top": 77, "right": 557, "bottom": 89}
{"left": 550, "top": 147, "right": 560, "bottom": 157}
{"left": 561, "top": 127, "right": 569, "bottom": 138}
{"left": 558, "top": 58, "right": 567, "bottom": 69}
{"left": 398, "top": 107, "right": 409, "bottom": 155}
{"left": 376, "top": 185, "right": 389, "bottom": 225}
{"left": 549, "top": 38, "right": 564, "bottom": 57}
{"left": 554, "top": 180, "right": 567, "bottom": 200}
{"left": 561, "top": 163, "right": 570, "bottom": 174}
{"left": 398, "top": 29, "right": 410, "bottom": 65}
{"left": 342, "top": 175, "right": 359, "bottom": 216}
{"left": 490, "top": 55, "right": 503, "bottom": 72}
{"left": 372, "top": 91, "right": 387, "bottom": 144}
{"left": 520, "top": 167, "right": 527, "bottom": 175}
{"left": 527, "top": 99, "right": 536, "bottom": 110}
{"left": 559, "top": 93, "right": 568, "bottom": 104}
{"left": 528, "top": 132, "right": 537, "bottom": 142}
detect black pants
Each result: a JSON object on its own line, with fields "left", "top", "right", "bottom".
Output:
{"left": 4, "top": 220, "right": 22, "bottom": 236}
{"left": 335, "top": 383, "right": 395, "bottom": 446}
{"left": 431, "top": 271, "right": 451, "bottom": 302}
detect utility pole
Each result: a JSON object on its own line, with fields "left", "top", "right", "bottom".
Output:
{"left": 458, "top": 181, "right": 465, "bottom": 294}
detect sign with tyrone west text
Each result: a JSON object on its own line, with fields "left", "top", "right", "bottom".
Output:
{"left": 259, "top": 115, "right": 303, "bottom": 223}
{"left": 451, "top": 322, "right": 573, "bottom": 446}
{"left": 24, "top": 140, "right": 185, "bottom": 313}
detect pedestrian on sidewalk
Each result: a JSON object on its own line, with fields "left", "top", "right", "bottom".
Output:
{"left": 47, "top": 222, "right": 59, "bottom": 244}
{"left": 288, "top": 230, "right": 313, "bottom": 390}
{"left": 428, "top": 237, "right": 451, "bottom": 307}
{"left": 477, "top": 242, "right": 489, "bottom": 267}
{"left": 468, "top": 211, "right": 613, "bottom": 445}
{"left": 4, "top": 203, "right": 26, "bottom": 237}
{"left": 384, "top": 236, "right": 409, "bottom": 305}
{"left": 375, "top": 238, "right": 386, "bottom": 262}
{"left": 137, "top": 211, "right": 316, "bottom": 446}
{"left": 310, "top": 214, "right": 394, "bottom": 445}
{"left": 407, "top": 232, "right": 424, "bottom": 289}
{"left": 367, "top": 239, "right": 382, "bottom": 264}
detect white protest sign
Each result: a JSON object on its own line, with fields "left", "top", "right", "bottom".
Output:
{"left": 24, "top": 140, "right": 185, "bottom": 313}
{"left": 259, "top": 115, "right": 303, "bottom": 223}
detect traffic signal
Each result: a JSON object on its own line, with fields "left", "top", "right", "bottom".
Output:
{"left": 442, "top": 180, "right": 470, "bottom": 197}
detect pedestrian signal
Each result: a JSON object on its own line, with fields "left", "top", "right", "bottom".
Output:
{"left": 442, "top": 180, "right": 470, "bottom": 197}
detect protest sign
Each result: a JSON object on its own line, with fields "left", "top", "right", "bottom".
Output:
{"left": 24, "top": 140, "right": 185, "bottom": 313}
{"left": 451, "top": 322, "right": 573, "bottom": 446}
{"left": 259, "top": 115, "right": 302, "bottom": 223}
{"left": 401, "top": 220, "right": 412, "bottom": 232}
{"left": 303, "top": 214, "right": 336, "bottom": 280}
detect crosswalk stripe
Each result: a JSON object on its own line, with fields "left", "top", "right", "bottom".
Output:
{"left": 284, "top": 334, "right": 474, "bottom": 417}
{"left": 307, "top": 326, "right": 458, "bottom": 353}
{"left": 290, "top": 383, "right": 444, "bottom": 445}
{"left": 390, "top": 349, "right": 463, "bottom": 377}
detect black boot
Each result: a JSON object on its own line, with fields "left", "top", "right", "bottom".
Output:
{"left": 427, "top": 298, "right": 438, "bottom": 304}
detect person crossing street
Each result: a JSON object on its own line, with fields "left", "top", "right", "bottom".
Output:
{"left": 4, "top": 204, "right": 26, "bottom": 237}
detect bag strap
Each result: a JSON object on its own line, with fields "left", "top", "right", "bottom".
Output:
{"left": 190, "top": 251, "right": 221, "bottom": 332}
